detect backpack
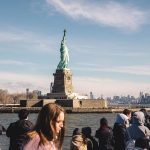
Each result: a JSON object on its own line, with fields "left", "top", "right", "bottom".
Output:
{"left": 125, "top": 139, "right": 135, "bottom": 150}
{"left": 125, "top": 129, "right": 135, "bottom": 150}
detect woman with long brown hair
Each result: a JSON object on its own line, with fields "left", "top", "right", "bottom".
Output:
{"left": 23, "top": 103, "right": 65, "bottom": 150}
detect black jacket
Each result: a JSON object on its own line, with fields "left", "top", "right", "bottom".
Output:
{"left": 6, "top": 119, "right": 33, "bottom": 150}
{"left": 113, "top": 123, "right": 127, "bottom": 150}
{"left": 95, "top": 126, "right": 114, "bottom": 150}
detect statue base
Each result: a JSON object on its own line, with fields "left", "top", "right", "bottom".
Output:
{"left": 47, "top": 92, "right": 68, "bottom": 99}
{"left": 47, "top": 69, "right": 73, "bottom": 99}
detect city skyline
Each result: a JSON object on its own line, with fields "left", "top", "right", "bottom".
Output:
{"left": 0, "top": 0, "right": 150, "bottom": 98}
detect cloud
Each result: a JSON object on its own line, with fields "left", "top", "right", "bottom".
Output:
{"left": 72, "top": 43, "right": 150, "bottom": 56}
{"left": 73, "top": 76, "right": 150, "bottom": 98}
{"left": 0, "top": 72, "right": 51, "bottom": 93}
{"left": 0, "top": 72, "right": 50, "bottom": 84}
{"left": 46, "top": 0, "right": 147, "bottom": 30}
{"left": 0, "top": 60, "right": 36, "bottom": 66}
{"left": 108, "top": 65, "right": 150, "bottom": 76}
{"left": 0, "top": 71, "right": 150, "bottom": 97}
{"left": 0, "top": 30, "right": 55, "bottom": 52}
{"left": 73, "top": 64, "right": 150, "bottom": 76}
{"left": 102, "top": 52, "right": 149, "bottom": 57}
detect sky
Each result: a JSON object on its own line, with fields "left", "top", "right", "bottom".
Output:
{"left": 0, "top": 0, "right": 150, "bottom": 98}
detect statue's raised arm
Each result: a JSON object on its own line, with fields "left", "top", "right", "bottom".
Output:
{"left": 57, "top": 29, "right": 69, "bottom": 70}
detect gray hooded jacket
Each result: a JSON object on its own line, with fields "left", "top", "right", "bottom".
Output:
{"left": 127, "top": 111, "right": 150, "bottom": 140}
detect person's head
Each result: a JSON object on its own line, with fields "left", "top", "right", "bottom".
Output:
{"left": 140, "top": 108, "right": 146, "bottom": 112}
{"left": 72, "top": 128, "right": 80, "bottom": 136}
{"left": 32, "top": 103, "right": 65, "bottom": 148}
{"left": 18, "top": 109, "right": 29, "bottom": 120}
{"left": 71, "top": 133, "right": 87, "bottom": 150}
{"left": 115, "top": 113, "right": 129, "bottom": 127}
{"left": 100, "top": 117, "right": 108, "bottom": 127}
{"left": 132, "top": 111, "right": 145, "bottom": 125}
{"left": 82, "top": 127, "right": 91, "bottom": 138}
{"left": 123, "top": 109, "right": 132, "bottom": 120}
{"left": 140, "top": 108, "right": 148, "bottom": 117}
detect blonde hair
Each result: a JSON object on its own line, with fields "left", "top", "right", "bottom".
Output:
{"left": 28, "top": 103, "right": 65, "bottom": 149}
{"left": 70, "top": 134, "right": 87, "bottom": 150}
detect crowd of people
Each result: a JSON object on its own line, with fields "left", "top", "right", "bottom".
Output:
{"left": 0, "top": 103, "right": 65, "bottom": 150}
{"left": 0, "top": 104, "right": 150, "bottom": 150}
{"left": 70, "top": 108, "right": 150, "bottom": 150}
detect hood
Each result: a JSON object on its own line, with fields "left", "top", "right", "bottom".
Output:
{"left": 132, "top": 111, "right": 145, "bottom": 125}
{"left": 15, "top": 120, "right": 33, "bottom": 134}
{"left": 115, "top": 113, "right": 128, "bottom": 125}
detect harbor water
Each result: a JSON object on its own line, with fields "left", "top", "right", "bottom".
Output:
{"left": 0, "top": 112, "right": 118, "bottom": 150}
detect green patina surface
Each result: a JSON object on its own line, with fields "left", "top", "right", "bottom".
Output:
{"left": 57, "top": 29, "right": 69, "bottom": 70}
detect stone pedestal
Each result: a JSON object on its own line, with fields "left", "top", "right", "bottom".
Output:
{"left": 47, "top": 69, "right": 73, "bottom": 99}
{"left": 52, "top": 69, "right": 73, "bottom": 94}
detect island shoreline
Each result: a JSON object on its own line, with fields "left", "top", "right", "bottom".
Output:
{"left": 0, "top": 107, "right": 149, "bottom": 113}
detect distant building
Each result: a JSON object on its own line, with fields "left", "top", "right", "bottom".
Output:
{"left": 140, "top": 94, "right": 150, "bottom": 104}
{"left": 90, "top": 92, "right": 94, "bottom": 99}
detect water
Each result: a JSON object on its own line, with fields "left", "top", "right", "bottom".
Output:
{"left": 0, "top": 113, "right": 117, "bottom": 150}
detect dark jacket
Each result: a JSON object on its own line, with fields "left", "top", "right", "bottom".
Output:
{"left": 6, "top": 119, "right": 33, "bottom": 150}
{"left": 95, "top": 126, "right": 114, "bottom": 150}
{"left": 87, "top": 136, "right": 99, "bottom": 150}
{"left": 113, "top": 123, "right": 127, "bottom": 150}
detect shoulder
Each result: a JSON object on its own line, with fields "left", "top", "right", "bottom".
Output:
{"left": 18, "top": 120, "right": 33, "bottom": 129}
{"left": 24, "top": 120, "right": 33, "bottom": 127}
{"left": 7, "top": 122, "right": 17, "bottom": 130}
{"left": 24, "top": 135, "right": 57, "bottom": 150}
{"left": 95, "top": 128, "right": 100, "bottom": 133}
{"left": 95, "top": 128, "right": 101, "bottom": 137}
{"left": 24, "top": 134, "right": 40, "bottom": 149}
{"left": 143, "top": 126, "right": 150, "bottom": 135}
{"left": 9, "top": 122, "right": 17, "bottom": 126}
{"left": 6, "top": 122, "right": 17, "bottom": 136}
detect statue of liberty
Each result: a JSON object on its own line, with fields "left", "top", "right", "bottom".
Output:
{"left": 57, "top": 29, "right": 69, "bottom": 70}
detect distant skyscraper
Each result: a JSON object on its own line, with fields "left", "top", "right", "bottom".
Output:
{"left": 26, "top": 88, "right": 29, "bottom": 100}
{"left": 90, "top": 92, "right": 94, "bottom": 99}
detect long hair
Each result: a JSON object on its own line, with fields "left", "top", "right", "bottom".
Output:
{"left": 28, "top": 103, "right": 65, "bottom": 149}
